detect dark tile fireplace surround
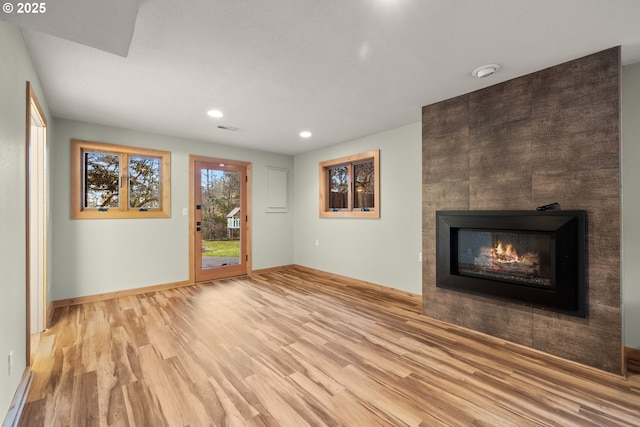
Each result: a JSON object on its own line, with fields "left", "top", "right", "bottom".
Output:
{"left": 422, "top": 47, "right": 621, "bottom": 373}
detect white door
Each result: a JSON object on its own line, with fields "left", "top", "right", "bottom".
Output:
{"left": 27, "top": 84, "right": 47, "bottom": 344}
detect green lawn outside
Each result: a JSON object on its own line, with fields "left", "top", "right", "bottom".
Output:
{"left": 202, "top": 240, "right": 240, "bottom": 257}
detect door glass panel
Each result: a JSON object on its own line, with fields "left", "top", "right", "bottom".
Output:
{"left": 200, "top": 167, "right": 241, "bottom": 270}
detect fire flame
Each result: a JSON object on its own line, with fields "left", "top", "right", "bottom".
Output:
{"left": 493, "top": 242, "right": 519, "bottom": 263}
{"left": 476, "top": 240, "right": 540, "bottom": 276}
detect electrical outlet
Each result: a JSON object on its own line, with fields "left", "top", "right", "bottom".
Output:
{"left": 8, "top": 351, "right": 13, "bottom": 376}
{"left": 315, "top": 239, "right": 320, "bottom": 247}
{"left": 419, "top": 252, "right": 423, "bottom": 262}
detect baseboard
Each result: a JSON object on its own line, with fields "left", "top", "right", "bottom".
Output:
{"left": 51, "top": 264, "right": 421, "bottom": 310}
{"left": 250, "top": 264, "right": 295, "bottom": 275}
{"left": 49, "top": 264, "right": 423, "bottom": 319}
{"left": 50, "top": 267, "right": 309, "bottom": 310}
{"left": 51, "top": 279, "right": 192, "bottom": 310}
{"left": 2, "top": 369, "right": 33, "bottom": 427}
{"left": 288, "top": 264, "right": 422, "bottom": 303}
{"left": 625, "top": 346, "right": 640, "bottom": 376}
{"left": 251, "top": 264, "right": 422, "bottom": 306}
{"left": 45, "top": 267, "right": 633, "bottom": 376}
{"left": 269, "top": 266, "right": 632, "bottom": 377}
{"left": 51, "top": 266, "right": 309, "bottom": 309}
{"left": 45, "top": 302, "right": 55, "bottom": 330}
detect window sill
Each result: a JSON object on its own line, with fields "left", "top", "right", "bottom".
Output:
{"left": 319, "top": 210, "right": 379, "bottom": 219}
{"left": 71, "top": 210, "right": 170, "bottom": 220}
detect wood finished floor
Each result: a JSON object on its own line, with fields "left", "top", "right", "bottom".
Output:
{"left": 20, "top": 267, "right": 640, "bottom": 426}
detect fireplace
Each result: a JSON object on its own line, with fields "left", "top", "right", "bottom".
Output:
{"left": 436, "top": 210, "right": 587, "bottom": 317}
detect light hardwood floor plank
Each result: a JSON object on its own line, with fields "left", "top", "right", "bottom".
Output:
{"left": 19, "top": 266, "right": 640, "bottom": 426}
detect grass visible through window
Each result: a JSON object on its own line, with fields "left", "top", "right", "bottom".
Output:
{"left": 201, "top": 240, "right": 240, "bottom": 257}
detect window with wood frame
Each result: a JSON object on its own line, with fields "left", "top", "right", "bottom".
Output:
{"left": 319, "top": 150, "right": 380, "bottom": 218}
{"left": 71, "top": 139, "right": 171, "bottom": 219}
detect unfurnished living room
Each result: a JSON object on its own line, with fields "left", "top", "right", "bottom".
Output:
{"left": 2, "top": 1, "right": 640, "bottom": 426}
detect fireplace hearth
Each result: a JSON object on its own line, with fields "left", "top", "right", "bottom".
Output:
{"left": 436, "top": 210, "right": 587, "bottom": 317}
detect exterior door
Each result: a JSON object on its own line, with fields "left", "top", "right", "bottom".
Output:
{"left": 193, "top": 157, "right": 249, "bottom": 281}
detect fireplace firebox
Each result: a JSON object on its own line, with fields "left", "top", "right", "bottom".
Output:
{"left": 436, "top": 210, "right": 586, "bottom": 317}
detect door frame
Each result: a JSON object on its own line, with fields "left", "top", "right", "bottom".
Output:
{"left": 25, "top": 81, "right": 48, "bottom": 366}
{"left": 189, "top": 155, "right": 252, "bottom": 283}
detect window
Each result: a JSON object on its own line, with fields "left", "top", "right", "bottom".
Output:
{"left": 319, "top": 150, "right": 380, "bottom": 218}
{"left": 71, "top": 139, "right": 171, "bottom": 219}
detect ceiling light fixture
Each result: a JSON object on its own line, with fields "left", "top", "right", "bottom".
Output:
{"left": 207, "top": 109, "right": 224, "bottom": 118}
{"left": 300, "top": 131, "right": 312, "bottom": 138}
{"left": 472, "top": 64, "right": 501, "bottom": 78}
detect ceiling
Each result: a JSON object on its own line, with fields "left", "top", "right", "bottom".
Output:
{"left": 5, "top": 0, "right": 640, "bottom": 155}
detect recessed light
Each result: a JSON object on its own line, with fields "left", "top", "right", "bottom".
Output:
{"left": 472, "top": 64, "right": 501, "bottom": 78}
{"left": 207, "top": 109, "right": 224, "bottom": 118}
{"left": 300, "top": 131, "right": 312, "bottom": 138}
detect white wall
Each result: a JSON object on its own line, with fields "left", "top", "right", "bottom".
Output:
{"left": 293, "top": 122, "right": 422, "bottom": 295}
{"left": 622, "top": 62, "right": 640, "bottom": 350}
{"left": 50, "top": 119, "right": 294, "bottom": 300}
{"left": 0, "top": 22, "right": 51, "bottom": 417}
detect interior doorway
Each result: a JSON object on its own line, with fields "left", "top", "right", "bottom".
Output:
{"left": 26, "top": 82, "right": 47, "bottom": 365}
{"left": 190, "top": 155, "right": 251, "bottom": 282}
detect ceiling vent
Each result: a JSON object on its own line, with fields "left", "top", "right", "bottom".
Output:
{"left": 217, "top": 125, "right": 239, "bottom": 131}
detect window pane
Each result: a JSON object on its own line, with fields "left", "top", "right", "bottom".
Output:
{"left": 328, "top": 165, "right": 349, "bottom": 209}
{"left": 129, "top": 156, "right": 161, "bottom": 209}
{"left": 353, "top": 160, "right": 375, "bottom": 209}
{"left": 84, "top": 152, "right": 120, "bottom": 208}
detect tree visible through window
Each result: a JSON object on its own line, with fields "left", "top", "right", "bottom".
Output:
{"left": 128, "top": 156, "right": 161, "bottom": 209}
{"left": 319, "top": 150, "right": 380, "bottom": 218}
{"left": 84, "top": 152, "right": 120, "bottom": 208}
{"left": 353, "top": 160, "right": 375, "bottom": 210}
{"left": 328, "top": 165, "right": 349, "bottom": 209}
{"left": 200, "top": 168, "right": 240, "bottom": 241}
{"left": 72, "top": 140, "right": 171, "bottom": 219}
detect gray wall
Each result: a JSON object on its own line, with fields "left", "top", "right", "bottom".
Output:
{"left": 622, "top": 62, "right": 640, "bottom": 350}
{"left": 0, "top": 22, "right": 51, "bottom": 417}
{"left": 50, "top": 119, "right": 294, "bottom": 300}
{"left": 293, "top": 122, "right": 422, "bottom": 295}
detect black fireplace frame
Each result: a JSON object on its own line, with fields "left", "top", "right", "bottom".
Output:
{"left": 436, "top": 210, "right": 587, "bottom": 317}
